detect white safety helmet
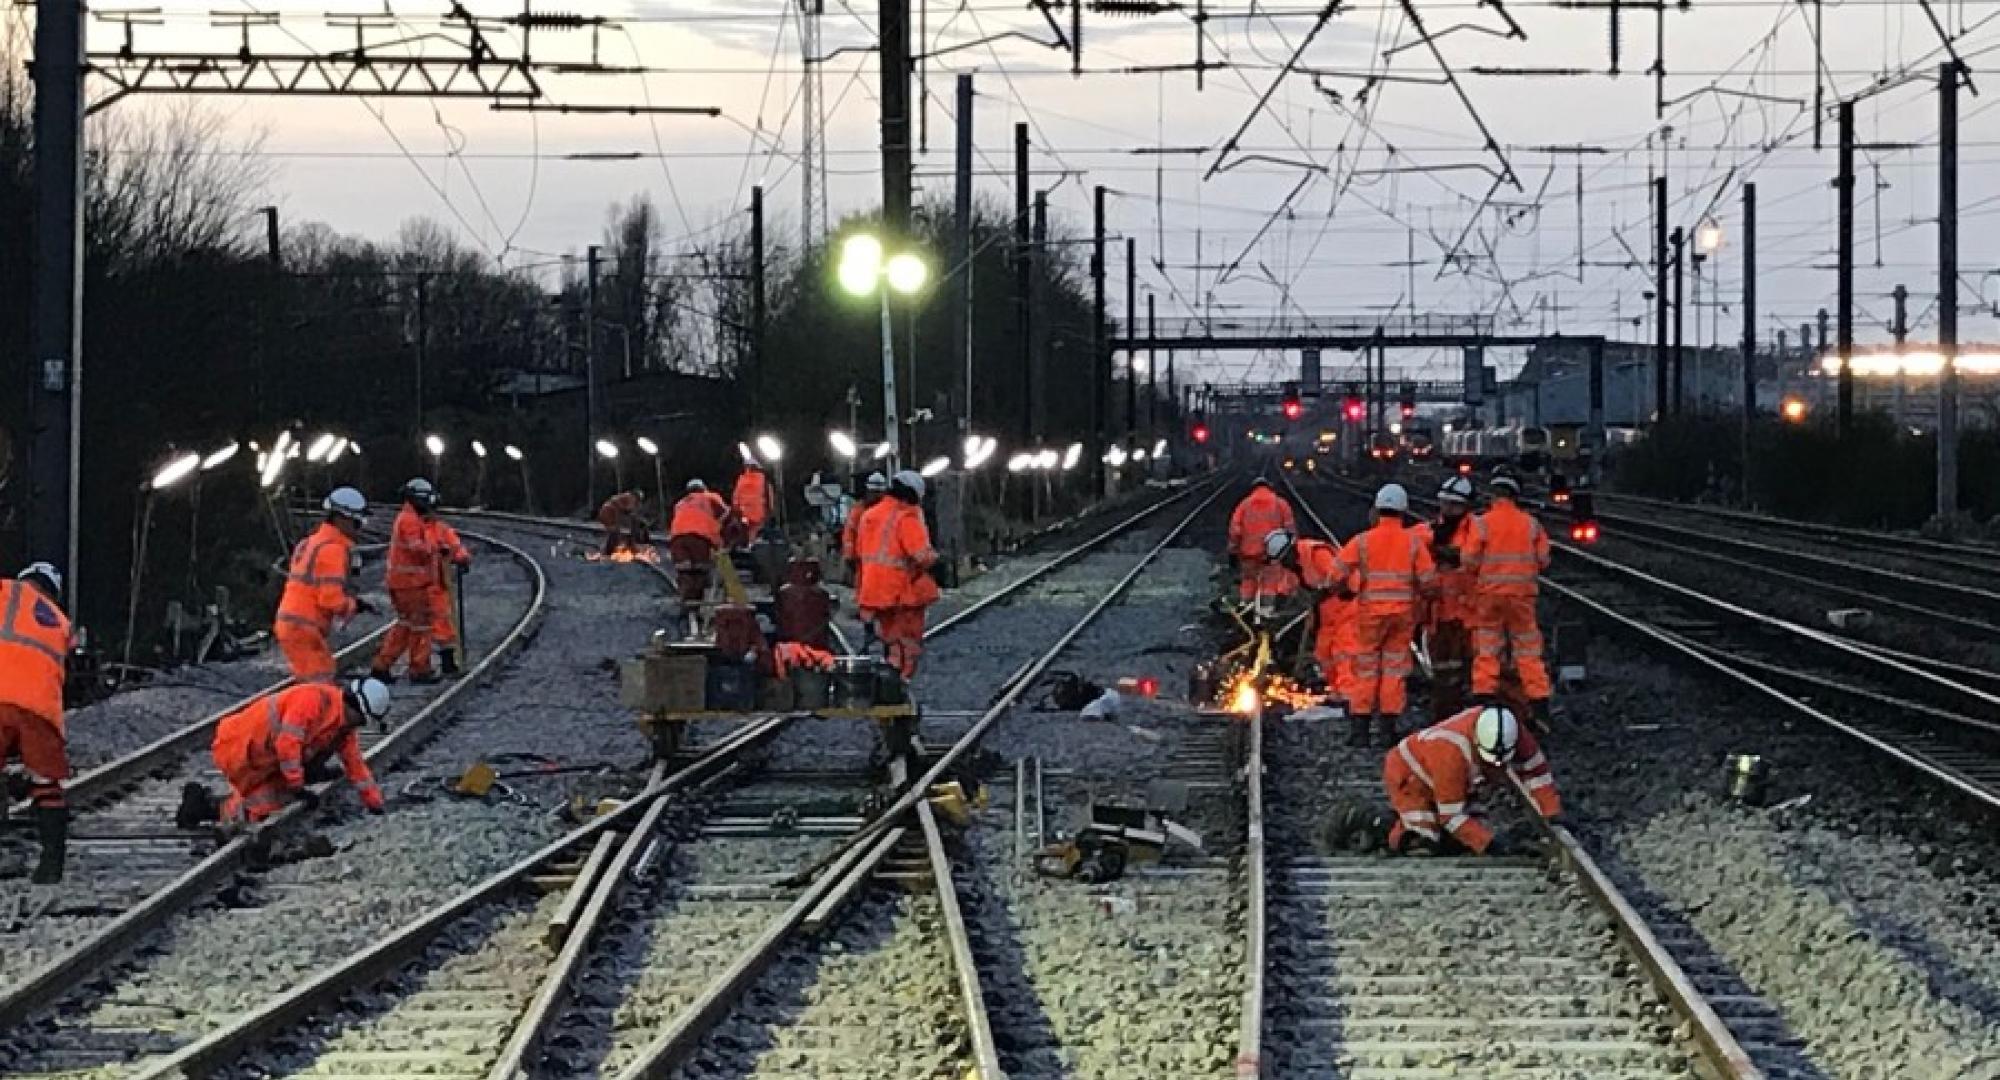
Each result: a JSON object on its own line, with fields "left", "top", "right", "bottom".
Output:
{"left": 1438, "top": 475, "right": 1474, "bottom": 504}
{"left": 1374, "top": 483, "right": 1410, "bottom": 515}
{"left": 864, "top": 471, "right": 890, "bottom": 494}
{"left": 324, "top": 486, "right": 369, "bottom": 524}
{"left": 685, "top": 478, "right": 707, "bottom": 493}
{"left": 1490, "top": 467, "right": 1521, "bottom": 495}
{"left": 1473, "top": 706, "right": 1520, "bottom": 765}
{"left": 17, "top": 562, "right": 62, "bottom": 596}
{"left": 1262, "top": 529, "right": 1297, "bottom": 564}
{"left": 403, "top": 477, "right": 437, "bottom": 509}
{"left": 345, "top": 677, "right": 393, "bottom": 726}
{"left": 892, "top": 469, "right": 927, "bottom": 502}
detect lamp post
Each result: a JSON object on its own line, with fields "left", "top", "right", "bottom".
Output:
{"left": 425, "top": 434, "right": 446, "bottom": 483}
{"left": 595, "top": 438, "right": 625, "bottom": 494}
{"left": 829, "top": 430, "right": 858, "bottom": 488}
{"left": 505, "top": 444, "right": 535, "bottom": 514}
{"left": 187, "top": 441, "right": 240, "bottom": 593}
{"left": 1695, "top": 220, "right": 1724, "bottom": 411}
{"left": 837, "top": 234, "right": 929, "bottom": 471}
{"left": 756, "top": 434, "right": 785, "bottom": 525}
{"left": 636, "top": 436, "right": 665, "bottom": 509}
{"left": 125, "top": 451, "right": 201, "bottom": 673}
{"left": 470, "top": 439, "right": 489, "bottom": 507}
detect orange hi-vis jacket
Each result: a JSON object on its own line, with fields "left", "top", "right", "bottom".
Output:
{"left": 429, "top": 519, "right": 470, "bottom": 571}
{"left": 669, "top": 491, "right": 730, "bottom": 546}
{"left": 1463, "top": 499, "right": 1550, "bottom": 598}
{"left": 278, "top": 522, "right": 357, "bottom": 635}
{"left": 855, "top": 500, "right": 941, "bottom": 611}
{"left": 598, "top": 492, "right": 641, "bottom": 528}
{"left": 1392, "top": 707, "right": 1559, "bottom": 853}
{"left": 842, "top": 497, "right": 875, "bottom": 560}
{"left": 1227, "top": 488, "right": 1296, "bottom": 560}
{"left": 733, "top": 470, "right": 771, "bottom": 525}
{"left": 0, "top": 580, "right": 71, "bottom": 727}
{"left": 385, "top": 506, "right": 440, "bottom": 591}
{"left": 212, "top": 683, "right": 383, "bottom": 811}
{"left": 1293, "top": 538, "right": 1343, "bottom": 594}
{"left": 1417, "top": 513, "right": 1481, "bottom": 623}
{"left": 1333, "top": 519, "right": 1438, "bottom": 611}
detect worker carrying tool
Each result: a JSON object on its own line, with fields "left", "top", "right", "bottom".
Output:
{"left": 1227, "top": 478, "right": 1299, "bottom": 603}
{"left": 426, "top": 511, "right": 472, "bottom": 676}
{"left": 732, "top": 461, "right": 772, "bottom": 543}
{"left": 597, "top": 489, "right": 651, "bottom": 558}
{"left": 1463, "top": 467, "right": 1555, "bottom": 732}
{"left": 667, "top": 479, "right": 733, "bottom": 608}
{"left": 188, "top": 677, "right": 392, "bottom": 828}
{"left": 274, "top": 487, "right": 371, "bottom": 683}
{"left": 855, "top": 470, "right": 940, "bottom": 679}
{"left": 0, "top": 562, "right": 74, "bottom": 883}
{"left": 1417, "top": 474, "right": 1481, "bottom": 721}
{"left": 1331, "top": 483, "right": 1437, "bottom": 749}
{"left": 1266, "top": 530, "right": 1354, "bottom": 705}
{"left": 1383, "top": 704, "right": 1561, "bottom": 856}
{"left": 371, "top": 479, "right": 457, "bottom": 685}
{"left": 842, "top": 472, "right": 890, "bottom": 582}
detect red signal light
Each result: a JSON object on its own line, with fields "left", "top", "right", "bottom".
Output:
{"left": 1457, "top": 462, "right": 1473, "bottom": 475}
{"left": 1343, "top": 398, "right": 1364, "bottom": 421}
{"left": 1192, "top": 423, "right": 1210, "bottom": 444}
{"left": 1570, "top": 522, "right": 1600, "bottom": 543}
{"left": 1400, "top": 403, "right": 1414, "bottom": 419}
{"left": 1282, "top": 400, "right": 1303, "bottom": 420}
{"left": 1137, "top": 676, "right": 1158, "bottom": 698}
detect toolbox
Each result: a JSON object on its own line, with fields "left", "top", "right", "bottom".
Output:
{"left": 758, "top": 676, "right": 797, "bottom": 712}
{"left": 620, "top": 647, "right": 708, "bottom": 711}
{"left": 792, "top": 668, "right": 832, "bottom": 709}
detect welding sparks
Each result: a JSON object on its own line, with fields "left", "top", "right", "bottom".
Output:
{"left": 1227, "top": 676, "right": 1260, "bottom": 716}
{"left": 585, "top": 546, "right": 662, "bottom": 565}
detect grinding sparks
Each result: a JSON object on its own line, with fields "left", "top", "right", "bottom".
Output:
{"left": 586, "top": 546, "right": 661, "bottom": 565}
{"left": 1228, "top": 677, "right": 1260, "bottom": 716}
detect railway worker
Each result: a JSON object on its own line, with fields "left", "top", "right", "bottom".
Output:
{"left": 1463, "top": 467, "right": 1555, "bottom": 733}
{"left": 597, "top": 489, "right": 651, "bottom": 559}
{"left": 1226, "top": 478, "right": 1298, "bottom": 603}
{"left": 202, "top": 677, "right": 391, "bottom": 828}
{"left": 425, "top": 511, "right": 473, "bottom": 677}
{"left": 855, "top": 470, "right": 940, "bottom": 679}
{"left": 842, "top": 472, "right": 890, "bottom": 583}
{"left": 667, "top": 479, "right": 732, "bottom": 609}
{"left": 732, "top": 462, "right": 773, "bottom": 543}
{"left": 275, "top": 487, "right": 372, "bottom": 683}
{"left": 1266, "top": 530, "right": 1356, "bottom": 706}
{"left": 1383, "top": 704, "right": 1561, "bottom": 856}
{"left": 1418, "top": 474, "right": 1481, "bottom": 720}
{"left": 1332, "top": 483, "right": 1437, "bottom": 748}
{"left": 0, "top": 562, "right": 74, "bottom": 883}
{"left": 372, "top": 479, "right": 449, "bottom": 685}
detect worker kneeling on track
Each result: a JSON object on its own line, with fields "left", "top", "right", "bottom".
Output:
{"left": 0, "top": 562, "right": 75, "bottom": 883}
{"left": 1384, "top": 704, "right": 1561, "bottom": 857}
{"left": 597, "top": 489, "right": 652, "bottom": 559}
{"left": 856, "top": 470, "right": 941, "bottom": 679}
{"left": 1227, "top": 478, "right": 1299, "bottom": 608}
{"left": 1267, "top": 529, "right": 1355, "bottom": 707}
{"left": 274, "top": 488, "right": 373, "bottom": 683}
{"left": 1334, "top": 483, "right": 1438, "bottom": 748}
{"left": 183, "top": 677, "right": 392, "bottom": 830}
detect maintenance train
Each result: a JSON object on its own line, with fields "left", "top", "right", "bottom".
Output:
{"left": 1440, "top": 425, "right": 1551, "bottom": 472}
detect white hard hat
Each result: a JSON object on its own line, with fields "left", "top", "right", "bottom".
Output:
{"left": 346, "top": 677, "right": 392, "bottom": 724}
{"left": 1374, "top": 483, "right": 1410, "bottom": 514}
{"left": 1438, "top": 475, "right": 1474, "bottom": 503}
{"left": 1490, "top": 467, "right": 1521, "bottom": 494}
{"left": 1262, "top": 529, "right": 1296, "bottom": 563}
{"left": 17, "top": 562, "right": 62, "bottom": 595}
{"left": 1473, "top": 706, "right": 1520, "bottom": 765}
{"left": 685, "top": 478, "right": 707, "bottom": 493}
{"left": 403, "top": 477, "right": 437, "bottom": 507}
{"left": 324, "top": 487, "right": 368, "bottom": 523}
{"left": 865, "top": 471, "right": 890, "bottom": 493}
{"left": 892, "top": 469, "right": 926, "bottom": 501}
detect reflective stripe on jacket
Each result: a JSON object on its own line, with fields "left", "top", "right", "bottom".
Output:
{"left": 856, "top": 501, "right": 940, "bottom": 610}
{"left": 1464, "top": 499, "right": 1549, "bottom": 597}
{"left": 1391, "top": 707, "right": 1561, "bottom": 851}
{"left": 0, "top": 580, "right": 70, "bottom": 727}
{"left": 277, "top": 523, "right": 356, "bottom": 635}
{"left": 212, "top": 683, "right": 381, "bottom": 808}
{"left": 732, "top": 470, "right": 770, "bottom": 523}
{"left": 385, "top": 506, "right": 437, "bottom": 591}
{"left": 668, "top": 492, "right": 729, "bottom": 546}
{"left": 1333, "top": 519, "right": 1437, "bottom": 609}
{"left": 1227, "top": 489, "right": 1297, "bottom": 559}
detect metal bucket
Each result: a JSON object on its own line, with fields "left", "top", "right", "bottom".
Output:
{"left": 832, "top": 656, "right": 877, "bottom": 708}
{"left": 1723, "top": 753, "right": 1770, "bottom": 807}
{"left": 873, "top": 660, "right": 909, "bottom": 706}
{"left": 793, "top": 668, "right": 832, "bottom": 709}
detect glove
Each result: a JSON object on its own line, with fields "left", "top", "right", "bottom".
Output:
{"left": 456, "top": 559, "right": 472, "bottom": 576}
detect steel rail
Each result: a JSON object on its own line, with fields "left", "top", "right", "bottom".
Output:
{"left": 1233, "top": 693, "right": 1267, "bottom": 1079}
{"left": 916, "top": 797, "right": 1005, "bottom": 1080}
{"left": 126, "top": 715, "right": 792, "bottom": 1080}
{"left": 0, "top": 530, "right": 548, "bottom": 1031}
{"left": 610, "top": 481, "right": 1235, "bottom": 1080}
{"left": 1595, "top": 490, "right": 2000, "bottom": 567}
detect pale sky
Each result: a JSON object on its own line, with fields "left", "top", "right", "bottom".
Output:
{"left": 52, "top": 0, "right": 2000, "bottom": 384}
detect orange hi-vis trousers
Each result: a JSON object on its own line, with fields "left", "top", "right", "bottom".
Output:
{"left": 275, "top": 622, "right": 337, "bottom": 683}
{"left": 1347, "top": 607, "right": 1415, "bottom": 716}
{"left": 373, "top": 587, "right": 436, "bottom": 678}
{"left": 1471, "top": 594, "right": 1551, "bottom": 700}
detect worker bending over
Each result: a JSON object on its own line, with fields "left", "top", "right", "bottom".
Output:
{"left": 193, "top": 677, "right": 392, "bottom": 827}
{"left": 1463, "top": 467, "right": 1554, "bottom": 732}
{"left": 275, "top": 488, "right": 371, "bottom": 682}
{"left": 0, "top": 563, "right": 73, "bottom": 883}
{"left": 1418, "top": 474, "right": 1480, "bottom": 720}
{"left": 1384, "top": 704, "right": 1561, "bottom": 855}
{"left": 856, "top": 470, "right": 940, "bottom": 679}
{"left": 732, "top": 462, "right": 772, "bottom": 543}
{"left": 597, "top": 490, "right": 651, "bottom": 559}
{"left": 668, "top": 479, "right": 733, "bottom": 610}
{"left": 1226, "top": 479, "right": 1298, "bottom": 604}
{"left": 372, "top": 480, "right": 456, "bottom": 684}
{"left": 843, "top": 472, "right": 890, "bottom": 583}
{"left": 1332, "top": 483, "right": 1437, "bottom": 748}
{"left": 1268, "top": 530, "right": 1354, "bottom": 706}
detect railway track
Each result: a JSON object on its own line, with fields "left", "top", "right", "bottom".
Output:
{"left": 1594, "top": 490, "right": 2000, "bottom": 578}
{"left": 98, "top": 480, "right": 1228, "bottom": 1080}
{"left": 0, "top": 530, "right": 546, "bottom": 1041}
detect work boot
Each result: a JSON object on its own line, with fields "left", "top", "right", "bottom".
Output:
{"left": 439, "top": 648, "right": 461, "bottom": 678}
{"left": 1375, "top": 714, "right": 1399, "bottom": 749}
{"left": 176, "top": 783, "right": 218, "bottom": 829}
{"left": 1530, "top": 699, "right": 1554, "bottom": 736}
{"left": 368, "top": 667, "right": 396, "bottom": 685}
{"left": 30, "top": 805, "right": 68, "bottom": 885}
{"left": 1347, "top": 715, "right": 1372, "bottom": 748}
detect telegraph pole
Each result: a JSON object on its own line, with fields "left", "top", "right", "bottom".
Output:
{"left": 31, "top": 0, "right": 85, "bottom": 608}
{"left": 415, "top": 275, "right": 429, "bottom": 435}
{"left": 1742, "top": 183, "right": 1758, "bottom": 439}
{"left": 1892, "top": 284, "right": 1909, "bottom": 428}
{"left": 953, "top": 74, "right": 974, "bottom": 434}
{"left": 1147, "top": 293, "right": 1159, "bottom": 441}
{"left": 1836, "top": 100, "right": 1856, "bottom": 437}
{"left": 1031, "top": 190, "right": 1050, "bottom": 447}
{"left": 260, "top": 206, "right": 281, "bottom": 424}
{"left": 1091, "top": 185, "right": 1108, "bottom": 496}
{"left": 1939, "top": 61, "right": 1962, "bottom": 520}
{"left": 1124, "top": 236, "right": 1137, "bottom": 443}
{"left": 750, "top": 185, "right": 766, "bottom": 424}
{"left": 586, "top": 244, "right": 601, "bottom": 507}
{"left": 1671, "top": 227, "right": 1685, "bottom": 414}
{"left": 880, "top": 0, "right": 912, "bottom": 233}
{"left": 1014, "top": 124, "right": 1033, "bottom": 445}
{"left": 1653, "top": 175, "right": 1669, "bottom": 421}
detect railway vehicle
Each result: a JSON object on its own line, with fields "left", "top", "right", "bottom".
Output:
{"left": 1440, "top": 424, "right": 1551, "bottom": 472}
